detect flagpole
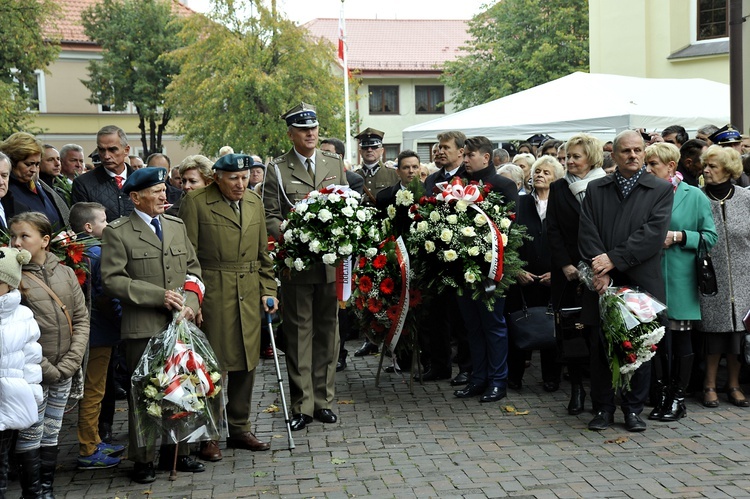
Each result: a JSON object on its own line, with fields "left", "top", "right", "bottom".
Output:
{"left": 340, "top": 0, "right": 352, "bottom": 164}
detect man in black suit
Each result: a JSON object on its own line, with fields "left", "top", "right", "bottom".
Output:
{"left": 375, "top": 149, "right": 422, "bottom": 237}
{"left": 579, "top": 130, "right": 673, "bottom": 433}
{"left": 320, "top": 137, "right": 364, "bottom": 195}
{"left": 418, "top": 131, "right": 473, "bottom": 385}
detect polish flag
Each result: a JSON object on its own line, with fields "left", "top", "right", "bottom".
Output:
{"left": 338, "top": 5, "right": 345, "bottom": 60}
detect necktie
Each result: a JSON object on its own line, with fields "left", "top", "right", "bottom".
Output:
{"left": 231, "top": 201, "right": 241, "bottom": 221}
{"left": 305, "top": 158, "right": 313, "bottom": 178}
{"left": 150, "top": 218, "right": 162, "bottom": 241}
{"left": 115, "top": 175, "right": 124, "bottom": 189}
{"left": 442, "top": 170, "right": 451, "bottom": 181}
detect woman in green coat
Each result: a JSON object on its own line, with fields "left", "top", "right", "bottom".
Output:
{"left": 645, "top": 143, "right": 717, "bottom": 422}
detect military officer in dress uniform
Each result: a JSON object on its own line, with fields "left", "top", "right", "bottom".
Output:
{"left": 261, "top": 103, "right": 347, "bottom": 431}
{"left": 101, "top": 167, "right": 206, "bottom": 484}
{"left": 179, "top": 154, "right": 278, "bottom": 459}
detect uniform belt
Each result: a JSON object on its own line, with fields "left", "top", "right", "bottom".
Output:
{"left": 200, "top": 261, "right": 260, "bottom": 272}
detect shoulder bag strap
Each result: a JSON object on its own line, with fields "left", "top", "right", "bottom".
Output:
{"left": 22, "top": 271, "right": 73, "bottom": 336}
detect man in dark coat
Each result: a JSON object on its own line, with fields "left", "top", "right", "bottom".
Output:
{"left": 375, "top": 149, "right": 423, "bottom": 237}
{"left": 578, "top": 130, "right": 673, "bottom": 433}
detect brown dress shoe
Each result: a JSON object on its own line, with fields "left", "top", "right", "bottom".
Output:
{"left": 227, "top": 432, "right": 270, "bottom": 451}
{"left": 199, "top": 440, "right": 222, "bottom": 461}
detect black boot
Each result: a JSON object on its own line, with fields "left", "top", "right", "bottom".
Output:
{"left": 661, "top": 354, "right": 694, "bottom": 422}
{"left": 0, "top": 430, "right": 12, "bottom": 498}
{"left": 16, "top": 448, "right": 42, "bottom": 499}
{"left": 39, "top": 446, "right": 57, "bottom": 499}
{"left": 567, "top": 383, "right": 586, "bottom": 415}
{"left": 336, "top": 349, "right": 347, "bottom": 372}
{"left": 648, "top": 354, "right": 670, "bottom": 420}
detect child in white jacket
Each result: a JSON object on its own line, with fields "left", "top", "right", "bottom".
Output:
{"left": 0, "top": 247, "right": 43, "bottom": 497}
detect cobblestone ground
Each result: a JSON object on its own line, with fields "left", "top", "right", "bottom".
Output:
{"left": 9, "top": 340, "right": 750, "bottom": 498}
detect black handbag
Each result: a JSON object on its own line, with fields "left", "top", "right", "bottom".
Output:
{"left": 696, "top": 233, "right": 717, "bottom": 297}
{"left": 508, "top": 291, "right": 556, "bottom": 351}
{"left": 555, "top": 306, "right": 590, "bottom": 361}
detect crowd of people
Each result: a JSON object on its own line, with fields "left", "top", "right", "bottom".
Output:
{"left": 0, "top": 112, "right": 749, "bottom": 496}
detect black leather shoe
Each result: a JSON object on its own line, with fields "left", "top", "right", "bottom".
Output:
{"left": 543, "top": 381, "right": 560, "bottom": 392}
{"left": 454, "top": 382, "right": 486, "bottom": 398}
{"left": 290, "top": 413, "right": 313, "bottom": 431}
{"left": 354, "top": 341, "right": 378, "bottom": 357}
{"left": 114, "top": 385, "right": 128, "bottom": 401}
{"left": 588, "top": 411, "right": 614, "bottom": 431}
{"left": 131, "top": 462, "right": 156, "bottom": 484}
{"left": 507, "top": 380, "right": 522, "bottom": 390}
{"left": 313, "top": 409, "right": 338, "bottom": 423}
{"left": 414, "top": 368, "right": 451, "bottom": 382}
{"left": 480, "top": 386, "right": 507, "bottom": 403}
{"left": 567, "top": 384, "right": 586, "bottom": 415}
{"left": 450, "top": 371, "right": 470, "bottom": 386}
{"left": 98, "top": 422, "right": 113, "bottom": 444}
{"left": 624, "top": 412, "right": 647, "bottom": 432}
{"left": 336, "top": 350, "right": 347, "bottom": 372}
{"left": 158, "top": 455, "right": 205, "bottom": 473}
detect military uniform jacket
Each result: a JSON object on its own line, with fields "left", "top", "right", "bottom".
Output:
{"left": 179, "top": 183, "right": 277, "bottom": 371}
{"left": 261, "top": 148, "right": 347, "bottom": 284}
{"left": 356, "top": 161, "right": 399, "bottom": 206}
{"left": 101, "top": 212, "right": 202, "bottom": 340}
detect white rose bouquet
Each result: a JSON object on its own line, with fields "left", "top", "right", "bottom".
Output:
{"left": 406, "top": 178, "right": 526, "bottom": 309}
{"left": 276, "top": 185, "right": 381, "bottom": 274}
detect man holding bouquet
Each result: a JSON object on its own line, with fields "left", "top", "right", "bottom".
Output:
{"left": 262, "top": 103, "right": 348, "bottom": 431}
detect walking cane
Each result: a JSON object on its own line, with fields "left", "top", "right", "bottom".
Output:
{"left": 266, "top": 297, "right": 295, "bottom": 450}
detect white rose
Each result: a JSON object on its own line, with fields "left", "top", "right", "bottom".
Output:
{"left": 279, "top": 220, "right": 288, "bottom": 231}
{"left": 339, "top": 243, "right": 353, "bottom": 255}
{"left": 365, "top": 247, "right": 378, "bottom": 257}
{"left": 318, "top": 209, "right": 333, "bottom": 222}
{"left": 308, "top": 191, "right": 320, "bottom": 199}
{"left": 303, "top": 212, "right": 315, "bottom": 221}
{"left": 345, "top": 196, "right": 358, "bottom": 206}
{"left": 456, "top": 200, "right": 469, "bottom": 213}
{"left": 356, "top": 210, "right": 368, "bottom": 222}
{"left": 387, "top": 205, "right": 397, "bottom": 219}
{"left": 493, "top": 205, "right": 500, "bottom": 213}
{"left": 296, "top": 203, "right": 308, "bottom": 214}
{"left": 341, "top": 206, "right": 355, "bottom": 217}
{"left": 473, "top": 214, "right": 486, "bottom": 226}
{"left": 461, "top": 226, "right": 477, "bottom": 237}
{"left": 484, "top": 232, "right": 493, "bottom": 243}
{"left": 417, "top": 221, "right": 429, "bottom": 232}
{"left": 328, "top": 193, "right": 341, "bottom": 203}
{"left": 283, "top": 229, "right": 294, "bottom": 241}
{"left": 464, "top": 272, "right": 477, "bottom": 283}
{"left": 444, "top": 249, "right": 458, "bottom": 262}
{"left": 284, "top": 257, "right": 294, "bottom": 268}
{"left": 322, "top": 253, "right": 337, "bottom": 265}
{"left": 446, "top": 214, "right": 458, "bottom": 225}
{"left": 485, "top": 251, "right": 494, "bottom": 262}
{"left": 331, "top": 227, "right": 344, "bottom": 236}
{"left": 299, "top": 231, "right": 310, "bottom": 243}
{"left": 440, "top": 229, "right": 453, "bottom": 243}
{"left": 501, "top": 233, "right": 509, "bottom": 247}
{"left": 467, "top": 246, "right": 480, "bottom": 256}
{"left": 425, "top": 241, "right": 436, "bottom": 253}
{"left": 499, "top": 217, "right": 511, "bottom": 230}
{"left": 354, "top": 226, "right": 362, "bottom": 237}
{"left": 429, "top": 210, "right": 441, "bottom": 222}
{"left": 293, "top": 258, "right": 305, "bottom": 271}
{"left": 309, "top": 240, "right": 322, "bottom": 253}
{"left": 395, "top": 189, "right": 414, "bottom": 206}
{"left": 368, "top": 227, "right": 378, "bottom": 238}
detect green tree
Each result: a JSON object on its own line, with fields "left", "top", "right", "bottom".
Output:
{"left": 165, "top": 0, "right": 344, "bottom": 158}
{"left": 443, "top": 0, "right": 589, "bottom": 110}
{"left": 0, "top": 0, "right": 60, "bottom": 137}
{"left": 82, "top": 0, "right": 185, "bottom": 156}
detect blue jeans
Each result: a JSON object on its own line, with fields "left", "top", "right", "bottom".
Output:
{"left": 456, "top": 295, "right": 508, "bottom": 388}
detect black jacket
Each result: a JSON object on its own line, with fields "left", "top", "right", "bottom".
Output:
{"left": 461, "top": 164, "right": 519, "bottom": 208}
{"left": 71, "top": 165, "right": 134, "bottom": 222}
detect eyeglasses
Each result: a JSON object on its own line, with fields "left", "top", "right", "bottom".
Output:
{"left": 360, "top": 145, "right": 381, "bottom": 151}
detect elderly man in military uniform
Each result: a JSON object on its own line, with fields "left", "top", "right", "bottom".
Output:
{"left": 101, "top": 167, "right": 206, "bottom": 484}
{"left": 262, "top": 103, "right": 347, "bottom": 431}
{"left": 179, "top": 153, "right": 278, "bottom": 458}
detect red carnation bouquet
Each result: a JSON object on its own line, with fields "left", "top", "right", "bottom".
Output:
{"left": 349, "top": 236, "right": 420, "bottom": 360}
{"left": 50, "top": 228, "right": 98, "bottom": 286}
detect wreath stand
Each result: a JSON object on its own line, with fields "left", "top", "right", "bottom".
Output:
{"left": 373, "top": 329, "right": 421, "bottom": 394}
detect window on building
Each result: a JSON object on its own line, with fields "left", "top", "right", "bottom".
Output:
{"left": 417, "top": 143, "right": 433, "bottom": 164}
{"left": 415, "top": 86, "right": 445, "bottom": 114}
{"left": 697, "top": 0, "right": 727, "bottom": 40}
{"left": 369, "top": 86, "right": 399, "bottom": 114}
{"left": 383, "top": 143, "right": 400, "bottom": 162}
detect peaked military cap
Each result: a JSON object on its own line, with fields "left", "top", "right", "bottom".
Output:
{"left": 708, "top": 124, "right": 741, "bottom": 145}
{"left": 123, "top": 167, "right": 167, "bottom": 194}
{"left": 282, "top": 102, "right": 319, "bottom": 128}
{"left": 355, "top": 127, "right": 385, "bottom": 148}
{"left": 213, "top": 153, "right": 253, "bottom": 171}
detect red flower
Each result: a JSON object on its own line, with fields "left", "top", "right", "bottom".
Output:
{"left": 66, "top": 243, "right": 85, "bottom": 264}
{"left": 359, "top": 275, "right": 373, "bottom": 294}
{"left": 379, "top": 277, "right": 395, "bottom": 295}
{"left": 409, "top": 289, "right": 422, "bottom": 307}
{"left": 267, "top": 236, "right": 276, "bottom": 252}
{"left": 622, "top": 340, "right": 632, "bottom": 350}
{"left": 373, "top": 255, "right": 387, "bottom": 269}
{"left": 483, "top": 183, "right": 493, "bottom": 194}
{"left": 626, "top": 353, "right": 638, "bottom": 364}
{"left": 372, "top": 321, "right": 385, "bottom": 333}
{"left": 367, "top": 298, "right": 382, "bottom": 314}
{"left": 413, "top": 214, "right": 422, "bottom": 222}
{"left": 386, "top": 305, "right": 399, "bottom": 322}
{"left": 650, "top": 344, "right": 658, "bottom": 352}
{"left": 359, "top": 257, "right": 367, "bottom": 269}
{"left": 409, "top": 205, "right": 418, "bottom": 213}
{"left": 419, "top": 196, "right": 428, "bottom": 205}
{"left": 355, "top": 296, "right": 365, "bottom": 310}
{"left": 509, "top": 212, "right": 516, "bottom": 221}
{"left": 74, "top": 267, "right": 87, "bottom": 286}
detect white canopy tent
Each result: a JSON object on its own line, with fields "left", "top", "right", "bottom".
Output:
{"left": 402, "top": 72, "right": 730, "bottom": 149}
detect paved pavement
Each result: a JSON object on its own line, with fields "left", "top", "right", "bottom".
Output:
{"left": 9, "top": 341, "right": 750, "bottom": 498}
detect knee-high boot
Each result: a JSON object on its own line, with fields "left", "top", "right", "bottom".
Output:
{"left": 660, "top": 354, "right": 694, "bottom": 422}
{"left": 39, "top": 446, "right": 57, "bottom": 499}
{"left": 648, "top": 354, "right": 671, "bottom": 420}
{"left": 0, "top": 431, "right": 12, "bottom": 498}
{"left": 16, "top": 448, "right": 42, "bottom": 499}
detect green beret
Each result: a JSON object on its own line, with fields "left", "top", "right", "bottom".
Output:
{"left": 122, "top": 167, "right": 167, "bottom": 194}
{"left": 213, "top": 153, "right": 252, "bottom": 171}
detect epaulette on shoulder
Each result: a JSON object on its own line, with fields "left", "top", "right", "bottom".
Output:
{"left": 108, "top": 217, "right": 128, "bottom": 228}
{"left": 272, "top": 155, "right": 287, "bottom": 165}
{"left": 162, "top": 213, "right": 184, "bottom": 224}
{"left": 321, "top": 150, "right": 339, "bottom": 159}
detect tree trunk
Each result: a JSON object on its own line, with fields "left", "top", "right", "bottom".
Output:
{"left": 137, "top": 106, "right": 149, "bottom": 157}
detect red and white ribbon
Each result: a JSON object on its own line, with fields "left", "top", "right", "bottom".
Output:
{"left": 162, "top": 340, "right": 215, "bottom": 410}
{"left": 435, "top": 180, "right": 484, "bottom": 204}
{"left": 469, "top": 204, "right": 504, "bottom": 282}
{"left": 385, "top": 236, "right": 410, "bottom": 353}
{"left": 336, "top": 257, "right": 352, "bottom": 301}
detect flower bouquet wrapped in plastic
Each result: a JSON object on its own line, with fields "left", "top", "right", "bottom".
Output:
{"left": 130, "top": 310, "right": 224, "bottom": 449}
{"left": 579, "top": 263, "right": 667, "bottom": 390}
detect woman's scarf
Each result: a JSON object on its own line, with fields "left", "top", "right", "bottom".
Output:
{"left": 565, "top": 167, "right": 606, "bottom": 204}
